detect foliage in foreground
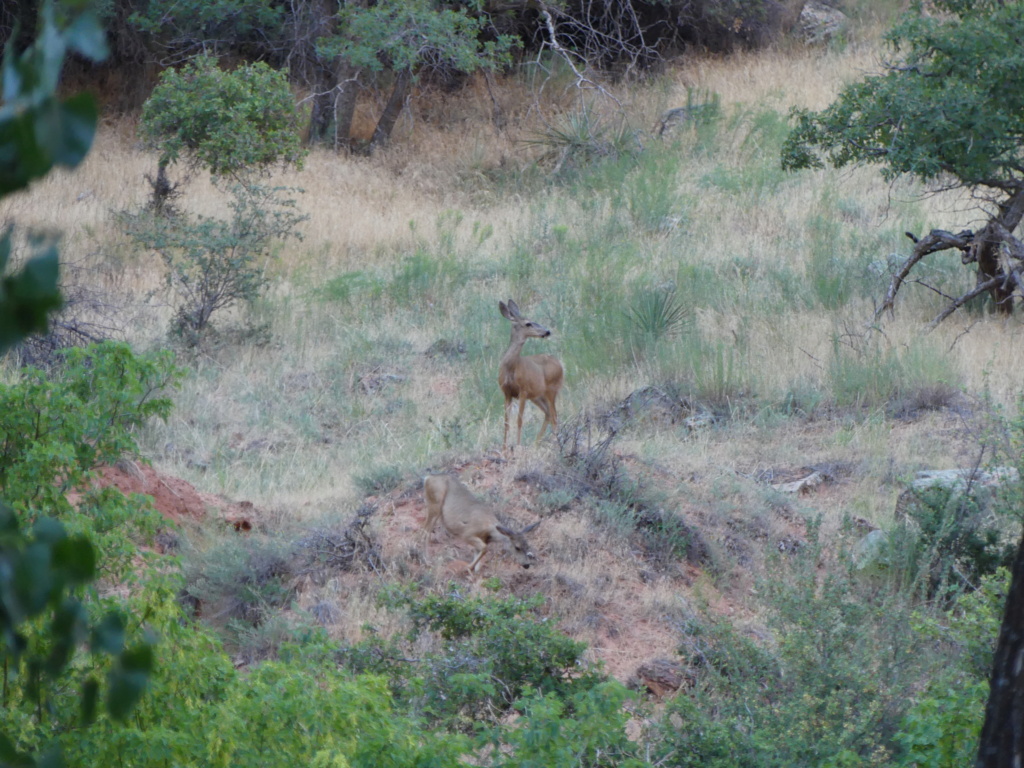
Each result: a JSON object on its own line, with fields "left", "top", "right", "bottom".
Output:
{"left": 0, "top": 339, "right": 180, "bottom": 766}
{"left": 5, "top": 574, "right": 643, "bottom": 768}
{"left": 652, "top": 520, "right": 1002, "bottom": 768}
{"left": 342, "top": 586, "right": 607, "bottom": 728}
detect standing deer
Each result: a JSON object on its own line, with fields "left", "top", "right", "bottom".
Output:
{"left": 422, "top": 474, "right": 539, "bottom": 573}
{"left": 498, "top": 299, "right": 563, "bottom": 449}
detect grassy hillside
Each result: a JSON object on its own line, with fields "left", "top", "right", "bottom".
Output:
{"left": 1, "top": 16, "right": 1017, "bottom": 765}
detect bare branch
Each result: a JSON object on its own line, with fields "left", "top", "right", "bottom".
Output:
{"left": 875, "top": 229, "right": 974, "bottom": 320}
{"left": 925, "top": 276, "right": 1002, "bottom": 331}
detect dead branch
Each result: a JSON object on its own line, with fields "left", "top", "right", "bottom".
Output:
{"left": 875, "top": 229, "right": 974, "bottom": 320}
{"left": 925, "top": 276, "right": 1002, "bottom": 331}
{"left": 537, "top": 5, "right": 621, "bottom": 108}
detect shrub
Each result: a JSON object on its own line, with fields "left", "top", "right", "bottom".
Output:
{"left": 59, "top": 582, "right": 467, "bottom": 768}
{"left": 493, "top": 681, "right": 648, "bottom": 768}
{"left": 525, "top": 108, "right": 641, "bottom": 176}
{"left": 0, "top": 342, "right": 179, "bottom": 567}
{"left": 655, "top": 525, "right": 944, "bottom": 767}
{"left": 122, "top": 184, "right": 306, "bottom": 342}
{"left": 181, "top": 534, "right": 296, "bottom": 641}
{"left": 893, "top": 484, "right": 1016, "bottom": 597}
{"left": 352, "top": 587, "right": 604, "bottom": 727}
{"left": 0, "top": 339, "right": 175, "bottom": 767}
{"left": 627, "top": 285, "right": 688, "bottom": 343}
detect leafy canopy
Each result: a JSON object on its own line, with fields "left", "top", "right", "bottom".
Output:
{"left": 327, "top": 0, "right": 515, "bottom": 77}
{"left": 128, "top": 0, "right": 284, "bottom": 59}
{"left": 140, "top": 55, "right": 304, "bottom": 179}
{"left": 782, "top": 0, "right": 1024, "bottom": 194}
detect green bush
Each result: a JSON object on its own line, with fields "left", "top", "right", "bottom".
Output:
{"left": 493, "top": 681, "right": 648, "bottom": 768}
{"left": 0, "top": 340, "right": 176, "bottom": 766}
{"left": 656, "top": 525, "right": 946, "bottom": 767}
{"left": 891, "top": 568, "right": 1006, "bottom": 766}
{"left": 57, "top": 581, "right": 468, "bottom": 768}
{"left": 355, "top": 587, "right": 604, "bottom": 727}
{"left": 893, "top": 484, "right": 1015, "bottom": 597}
{"left": 0, "top": 342, "right": 179, "bottom": 565}
{"left": 140, "top": 55, "right": 304, "bottom": 182}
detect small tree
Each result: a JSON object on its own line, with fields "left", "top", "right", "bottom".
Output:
{"left": 782, "top": 0, "right": 1024, "bottom": 325}
{"left": 139, "top": 55, "right": 304, "bottom": 211}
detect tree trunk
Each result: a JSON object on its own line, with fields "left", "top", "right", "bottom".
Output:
{"left": 369, "top": 68, "right": 411, "bottom": 153}
{"left": 978, "top": 187, "right": 1024, "bottom": 314}
{"left": 333, "top": 63, "right": 360, "bottom": 151}
{"left": 976, "top": 236, "right": 1015, "bottom": 314}
{"left": 308, "top": 61, "right": 362, "bottom": 149}
{"left": 975, "top": 527, "right": 1024, "bottom": 767}
{"left": 308, "top": 70, "right": 338, "bottom": 145}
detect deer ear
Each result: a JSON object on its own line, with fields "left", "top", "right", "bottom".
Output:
{"left": 499, "top": 301, "right": 513, "bottom": 320}
{"left": 521, "top": 521, "right": 540, "bottom": 534}
{"left": 507, "top": 299, "right": 522, "bottom": 318}
{"left": 495, "top": 524, "right": 514, "bottom": 537}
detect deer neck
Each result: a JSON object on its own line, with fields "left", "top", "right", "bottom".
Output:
{"left": 500, "top": 330, "right": 528, "bottom": 381}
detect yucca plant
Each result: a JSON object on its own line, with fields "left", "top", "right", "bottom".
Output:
{"left": 525, "top": 108, "right": 640, "bottom": 174}
{"left": 627, "top": 285, "right": 689, "bottom": 341}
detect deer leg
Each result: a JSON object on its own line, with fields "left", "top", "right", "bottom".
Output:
{"left": 517, "top": 393, "right": 528, "bottom": 445}
{"left": 467, "top": 540, "right": 488, "bottom": 572}
{"left": 531, "top": 396, "right": 553, "bottom": 443}
{"left": 503, "top": 395, "right": 513, "bottom": 450}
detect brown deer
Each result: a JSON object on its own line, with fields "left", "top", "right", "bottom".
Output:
{"left": 422, "top": 474, "right": 540, "bottom": 573}
{"left": 498, "top": 299, "right": 563, "bottom": 449}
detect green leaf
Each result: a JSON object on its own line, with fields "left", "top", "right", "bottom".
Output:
{"left": 16, "top": 542, "right": 56, "bottom": 616}
{"left": 64, "top": 12, "right": 109, "bottom": 62}
{"left": 0, "top": 732, "right": 31, "bottom": 766}
{"left": 107, "top": 644, "right": 154, "bottom": 721}
{"left": 0, "top": 110, "right": 53, "bottom": 196}
{"left": 80, "top": 677, "right": 100, "bottom": 725}
{"left": 36, "top": 746, "right": 66, "bottom": 768}
{"left": 35, "top": 94, "right": 99, "bottom": 169}
{"left": 52, "top": 537, "right": 96, "bottom": 583}
{"left": 31, "top": 518, "right": 66, "bottom": 547}
{"left": 46, "top": 599, "right": 88, "bottom": 674}
{"left": 0, "top": 245, "right": 62, "bottom": 354}
{"left": 91, "top": 613, "right": 126, "bottom": 656}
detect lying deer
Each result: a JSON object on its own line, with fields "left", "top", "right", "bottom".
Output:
{"left": 498, "top": 299, "right": 563, "bottom": 449}
{"left": 422, "top": 474, "right": 539, "bottom": 573}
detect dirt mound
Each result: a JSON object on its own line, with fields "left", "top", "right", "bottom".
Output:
{"left": 89, "top": 461, "right": 255, "bottom": 530}
{"left": 367, "top": 455, "right": 697, "bottom": 686}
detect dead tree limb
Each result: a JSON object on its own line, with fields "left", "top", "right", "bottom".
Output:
{"left": 875, "top": 229, "right": 974, "bottom": 320}
{"left": 925, "top": 277, "right": 1002, "bottom": 332}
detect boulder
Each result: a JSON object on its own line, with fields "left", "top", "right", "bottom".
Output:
{"left": 799, "top": 1, "right": 848, "bottom": 44}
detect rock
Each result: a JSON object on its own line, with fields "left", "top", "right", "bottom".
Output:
{"left": 854, "top": 529, "right": 891, "bottom": 576}
{"left": 895, "top": 466, "right": 1019, "bottom": 519}
{"left": 771, "top": 471, "right": 826, "bottom": 494}
{"left": 632, "top": 658, "right": 693, "bottom": 697}
{"left": 799, "top": 1, "right": 848, "bottom": 44}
